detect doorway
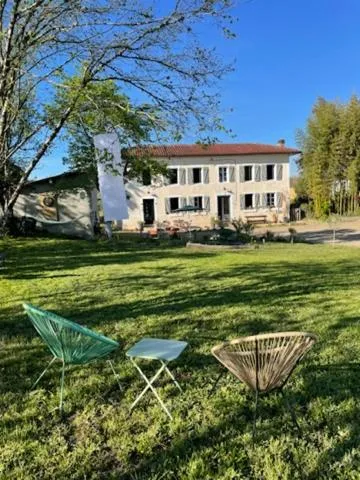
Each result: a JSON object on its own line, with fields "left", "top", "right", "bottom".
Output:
{"left": 217, "top": 195, "right": 230, "bottom": 221}
{"left": 143, "top": 199, "right": 155, "bottom": 225}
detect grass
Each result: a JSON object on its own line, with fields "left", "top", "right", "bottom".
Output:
{"left": 1, "top": 237, "right": 360, "bottom": 479}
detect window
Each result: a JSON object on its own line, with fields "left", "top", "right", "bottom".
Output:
{"left": 193, "top": 196, "right": 203, "bottom": 209}
{"left": 266, "top": 193, "right": 275, "bottom": 207}
{"left": 219, "top": 166, "right": 228, "bottom": 183}
{"left": 142, "top": 169, "right": 151, "bottom": 186}
{"left": 244, "top": 165, "right": 253, "bottom": 182}
{"left": 169, "top": 197, "right": 179, "bottom": 212}
{"left": 266, "top": 165, "right": 275, "bottom": 180}
{"left": 193, "top": 168, "right": 202, "bottom": 184}
{"left": 245, "top": 194, "right": 253, "bottom": 209}
{"left": 168, "top": 168, "right": 178, "bottom": 184}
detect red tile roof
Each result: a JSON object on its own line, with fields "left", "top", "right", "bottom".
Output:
{"left": 125, "top": 143, "right": 300, "bottom": 157}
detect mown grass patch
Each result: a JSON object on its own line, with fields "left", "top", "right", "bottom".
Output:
{"left": 1, "top": 237, "right": 360, "bottom": 479}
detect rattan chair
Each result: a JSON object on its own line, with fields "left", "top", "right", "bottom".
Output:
{"left": 211, "top": 332, "right": 317, "bottom": 439}
{"left": 24, "top": 303, "right": 121, "bottom": 412}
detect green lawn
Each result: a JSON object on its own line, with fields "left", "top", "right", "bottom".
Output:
{"left": 1, "top": 238, "right": 360, "bottom": 479}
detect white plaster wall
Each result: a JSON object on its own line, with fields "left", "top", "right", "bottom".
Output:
{"left": 122, "top": 153, "right": 292, "bottom": 230}
{"left": 13, "top": 188, "right": 95, "bottom": 238}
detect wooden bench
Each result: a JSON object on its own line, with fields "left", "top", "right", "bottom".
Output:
{"left": 245, "top": 215, "right": 267, "bottom": 225}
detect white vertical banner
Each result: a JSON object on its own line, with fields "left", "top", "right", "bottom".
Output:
{"left": 94, "top": 133, "right": 128, "bottom": 221}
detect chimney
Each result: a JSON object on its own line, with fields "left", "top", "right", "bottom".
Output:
{"left": 277, "top": 139, "right": 286, "bottom": 147}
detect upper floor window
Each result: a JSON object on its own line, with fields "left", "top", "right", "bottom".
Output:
{"left": 244, "top": 165, "right": 253, "bottom": 182}
{"left": 193, "top": 168, "right": 202, "bottom": 184}
{"left": 266, "top": 165, "right": 275, "bottom": 180}
{"left": 193, "top": 196, "right": 203, "bottom": 209}
{"left": 266, "top": 192, "right": 275, "bottom": 207}
{"left": 168, "top": 168, "right": 178, "bottom": 184}
{"left": 219, "top": 166, "right": 228, "bottom": 183}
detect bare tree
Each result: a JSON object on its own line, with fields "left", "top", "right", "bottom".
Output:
{"left": 0, "top": 0, "right": 236, "bottom": 228}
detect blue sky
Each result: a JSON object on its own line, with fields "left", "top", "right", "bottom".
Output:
{"left": 36, "top": 0, "right": 360, "bottom": 178}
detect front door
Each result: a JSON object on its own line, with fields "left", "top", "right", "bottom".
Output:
{"left": 143, "top": 199, "right": 155, "bottom": 225}
{"left": 217, "top": 195, "right": 230, "bottom": 221}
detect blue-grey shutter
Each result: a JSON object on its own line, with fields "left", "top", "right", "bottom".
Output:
{"left": 180, "top": 168, "right": 186, "bottom": 185}
{"left": 261, "top": 165, "right": 267, "bottom": 181}
{"left": 181, "top": 197, "right": 187, "bottom": 208}
{"left": 229, "top": 166, "right": 235, "bottom": 182}
{"left": 262, "top": 193, "right": 267, "bottom": 207}
{"left": 188, "top": 168, "right": 194, "bottom": 184}
{"left": 255, "top": 193, "right": 260, "bottom": 209}
{"left": 276, "top": 164, "right": 283, "bottom": 181}
{"left": 240, "top": 194, "right": 245, "bottom": 210}
{"left": 255, "top": 165, "right": 261, "bottom": 182}
{"left": 165, "top": 198, "right": 170, "bottom": 214}
{"left": 204, "top": 196, "right": 210, "bottom": 211}
{"left": 239, "top": 166, "right": 245, "bottom": 182}
{"left": 188, "top": 196, "right": 194, "bottom": 206}
{"left": 203, "top": 167, "right": 209, "bottom": 184}
{"left": 276, "top": 192, "right": 282, "bottom": 207}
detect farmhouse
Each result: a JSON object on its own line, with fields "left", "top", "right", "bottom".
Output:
{"left": 123, "top": 141, "right": 300, "bottom": 230}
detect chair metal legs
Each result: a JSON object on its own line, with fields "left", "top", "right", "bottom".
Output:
{"left": 280, "top": 389, "right": 302, "bottom": 436}
{"left": 252, "top": 389, "right": 259, "bottom": 444}
{"left": 251, "top": 389, "right": 302, "bottom": 443}
{"left": 59, "top": 361, "right": 65, "bottom": 412}
{"left": 31, "top": 356, "right": 57, "bottom": 390}
{"left": 108, "top": 359, "right": 123, "bottom": 392}
{"left": 32, "top": 357, "right": 122, "bottom": 413}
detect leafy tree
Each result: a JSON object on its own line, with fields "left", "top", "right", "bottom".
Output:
{"left": 52, "top": 74, "right": 168, "bottom": 181}
{"left": 0, "top": 0, "right": 236, "bottom": 229}
{"left": 297, "top": 96, "right": 360, "bottom": 217}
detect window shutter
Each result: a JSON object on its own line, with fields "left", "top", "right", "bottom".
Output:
{"left": 181, "top": 197, "right": 187, "bottom": 208}
{"left": 188, "top": 196, "right": 194, "bottom": 206}
{"left": 188, "top": 168, "right": 194, "bottom": 185}
{"left": 276, "top": 164, "right": 283, "bottom": 181}
{"left": 255, "top": 165, "right": 261, "bottom": 182}
{"left": 255, "top": 193, "right": 260, "bottom": 209}
{"left": 165, "top": 198, "right": 170, "bottom": 214}
{"left": 180, "top": 168, "right": 186, "bottom": 185}
{"left": 204, "top": 196, "right": 210, "bottom": 211}
{"left": 262, "top": 193, "right": 267, "bottom": 207}
{"left": 240, "top": 194, "right": 245, "bottom": 210}
{"left": 276, "top": 192, "right": 282, "bottom": 207}
{"left": 229, "top": 166, "right": 235, "bottom": 182}
{"left": 239, "top": 166, "right": 245, "bottom": 182}
{"left": 163, "top": 173, "right": 170, "bottom": 186}
{"left": 203, "top": 167, "right": 209, "bottom": 184}
{"left": 261, "top": 165, "right": 267, "bottom": 181}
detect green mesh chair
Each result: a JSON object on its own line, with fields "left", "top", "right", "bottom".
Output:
{"left": 23, "top": 303, "right": 121, "bottom": 411}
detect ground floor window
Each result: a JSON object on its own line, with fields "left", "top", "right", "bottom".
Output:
{"left": 266, "top": 192, "right": 275, "bottom": 207}
{"left": 245, "top": 194, "right": 253, "bottom": 209}
{"left": 193, "top": 196, "right": 203, "bottom": 209}
{"left": 169, "top": 197, "right": 179, "bottom": 212}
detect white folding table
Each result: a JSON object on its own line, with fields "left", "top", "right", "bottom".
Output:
{"left": 126, "top": 338, "right": 188, "bottom": 419}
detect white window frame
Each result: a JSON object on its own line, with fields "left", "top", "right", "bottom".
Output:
{"left": 266, "top": 164, "right": 275, "bottom": 181}
{"left": 266, "top": 192, "right": 276, "bottom": 208}
{"left": 166, "top": 167, "right": 179, "bottom": 186}
{"left": 244, "top": 193, "right": 255, "bottom": 210}
{"left": 218, "top": 166, "right": 230, "bottom": 183}
{"left": 244, "top": 165, "right": 254, "bottom": 182}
